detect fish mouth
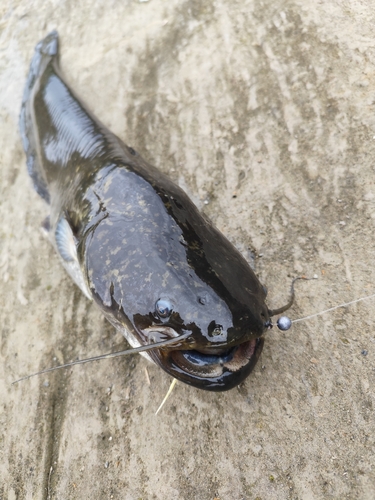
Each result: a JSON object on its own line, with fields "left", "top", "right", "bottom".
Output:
{"left": 142, "top": 327, "right": 264, "bottom": 391}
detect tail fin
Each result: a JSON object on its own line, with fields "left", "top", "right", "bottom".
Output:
{"left": 19, "top": 31, "right": 60, "bottom": 203}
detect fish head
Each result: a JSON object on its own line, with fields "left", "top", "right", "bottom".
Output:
{"left": 129, "top": 255, "right": 270, "bottom": 391}
{"left": 84, "top": 218, "right": 271, "bottom": 391}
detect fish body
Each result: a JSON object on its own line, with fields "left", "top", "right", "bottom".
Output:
{"left": 19, "top": 32, "right": 272, "bottom": 391}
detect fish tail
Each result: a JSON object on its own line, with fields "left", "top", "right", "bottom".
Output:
{"left": 19, "top": 31, "right": 60, "bottom": 203}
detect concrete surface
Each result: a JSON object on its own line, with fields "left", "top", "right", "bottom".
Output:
{"left": 1, "top": 0, "right": 375, "bottom": 498}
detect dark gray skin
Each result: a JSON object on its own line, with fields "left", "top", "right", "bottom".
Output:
{"left": 19, "top": 31, "right": 281, "bottom": 391}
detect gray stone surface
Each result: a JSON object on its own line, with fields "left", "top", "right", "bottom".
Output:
{"left": 1, "top": 0, "right": 375, "bottom": 498}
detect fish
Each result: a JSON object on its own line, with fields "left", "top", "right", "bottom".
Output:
{"left": 19, "top": 31, "right": 293, "bottom": 391}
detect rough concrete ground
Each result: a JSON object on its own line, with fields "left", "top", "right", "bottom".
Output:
{"left": 1, "top": 0, "right": 375, "bottom": 498}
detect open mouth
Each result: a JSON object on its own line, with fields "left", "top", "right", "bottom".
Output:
{"left": 140, "top": 325, "right": 264, "bottom": 390}
{"left": 169, "top": 338, "right": 259, "bottom": 378}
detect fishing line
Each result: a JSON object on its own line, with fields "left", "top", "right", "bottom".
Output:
{"left": 292, "top": 292, "right": 375, "bottom": 324}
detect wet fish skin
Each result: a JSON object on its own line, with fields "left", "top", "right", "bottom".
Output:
{"left": 19, "top": 31, "right": 271, "bottom": 391}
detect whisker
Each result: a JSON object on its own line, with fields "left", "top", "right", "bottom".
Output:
{"left": 155, "top": 378, "right": 177, "bottom": 415}
{"left": 12, "top": 331, "right": 191, "bottom": 385}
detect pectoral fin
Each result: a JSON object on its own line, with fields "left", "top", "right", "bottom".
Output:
{"left": 54, "top": 216, "right": 92, "bottom": 300}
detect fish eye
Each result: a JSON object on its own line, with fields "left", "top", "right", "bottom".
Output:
{"left": 198, "top": 295, "right": 206, "bottom": 305}
{"left": 155, "top": 299, "right": 173, "bottom": 319}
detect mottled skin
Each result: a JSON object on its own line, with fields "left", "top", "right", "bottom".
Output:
{"left": 19, "top": 32, "right": 273, "bottom": 391}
